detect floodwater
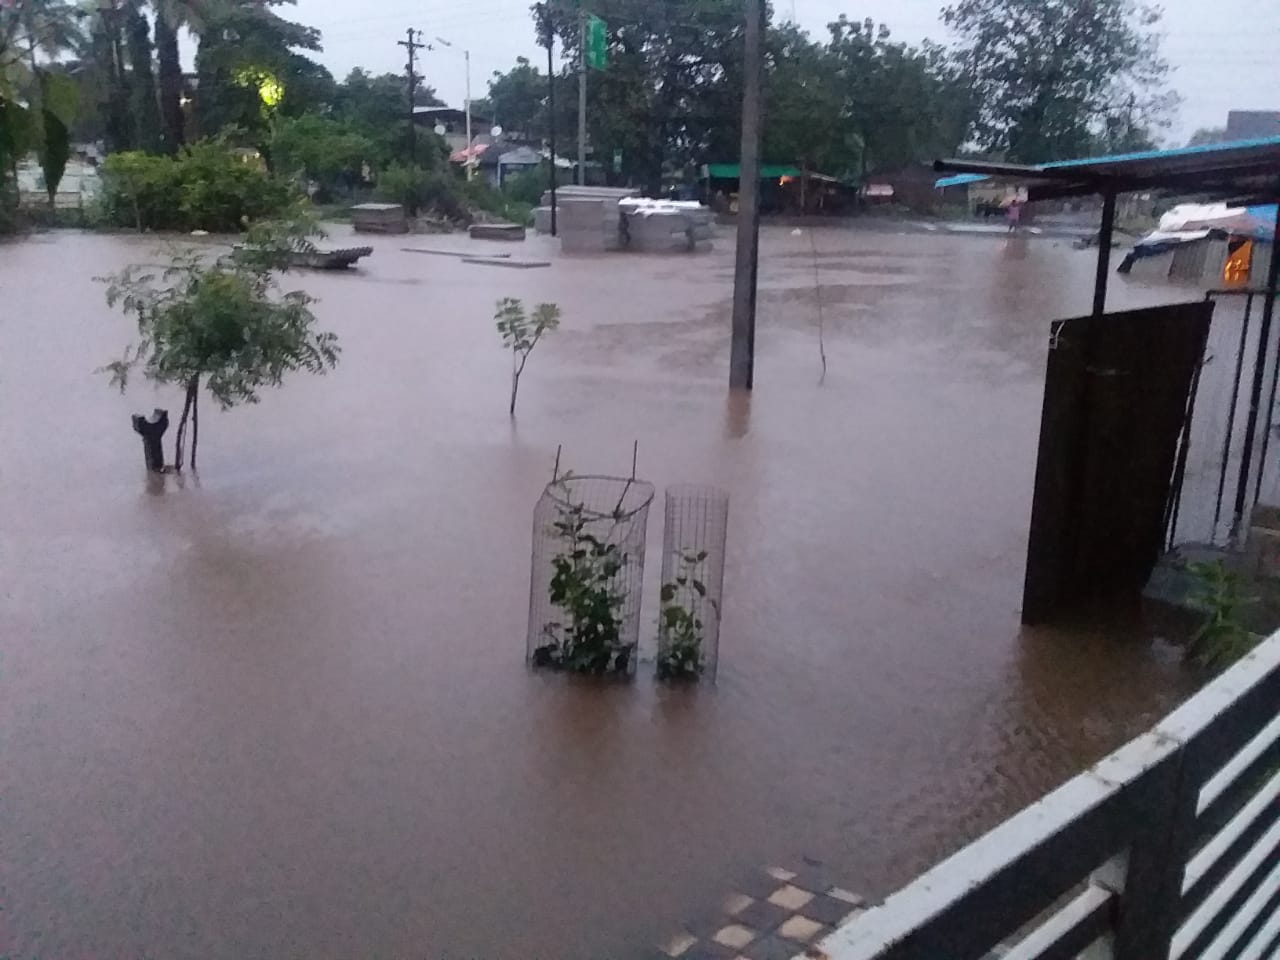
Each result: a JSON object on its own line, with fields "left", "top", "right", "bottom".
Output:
{"left": 1, "top": 224, "right": 1201, "bottom": 959}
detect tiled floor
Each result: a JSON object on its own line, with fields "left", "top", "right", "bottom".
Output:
{"left": 653, "top": 863, "right": 868, "bottom": 960}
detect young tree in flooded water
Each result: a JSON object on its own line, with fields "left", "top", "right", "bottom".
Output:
{"left": 100, "top": 215, "right": 340, "bottom": 471}
{"left": 495, "top": 298, "right": 560, "bottom": 417}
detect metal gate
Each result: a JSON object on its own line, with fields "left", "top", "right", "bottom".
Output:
{"left": 1022, "top": 301, "right": 1214, "bottom": 624}
{"left": 1166, "top": 288, "right": 1280, "bottom": 550}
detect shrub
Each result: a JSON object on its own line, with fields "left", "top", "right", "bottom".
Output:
{"left": 375, "top": 163, "right": 469, "bottom": 222}
{"left": 100, "top": 151, "right": 180, "bottom": 231}
{"left": 271, "top": 114, "right": 373, "bottom": 199}
{"left": 99, "top": 139, "right": 296, "bottom": 233}
{"left": 465, "top": 177, "right": 532, "bottom": 226}
{"left": 501, "top": 166, "right": 547, "bottom": 208}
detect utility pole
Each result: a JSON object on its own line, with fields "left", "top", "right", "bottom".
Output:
{"left": 465, "top": 49, "right": 473, "bottom": 181}
{"left": 729, "top": 0, "right": 764, "bottom": 390}
{"left": 398, "top": 28, "right": 426, "bottom": 166}
{"left": 541, "top": 3, "right": 557, "bottom": 235}
{"left": 578, "top": 9, "right": 587, "bottom": 186}
{"left": 436, "top": 38, "right": 474, "bottom": 181}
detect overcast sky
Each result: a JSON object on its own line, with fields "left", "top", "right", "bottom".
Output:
{"left": 290, "top": 0, "right": 1280, "bottom": 145}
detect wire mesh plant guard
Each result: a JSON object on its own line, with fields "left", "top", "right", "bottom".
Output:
{"left": 528, "top": 473, "right": 655, "bottom": 676}
{"left": 656, "top": 485, "right": 729, "bottom": 682}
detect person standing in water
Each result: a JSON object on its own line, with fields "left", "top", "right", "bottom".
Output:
{"left": 1006, "top": 198, "right": 1022, "bottom": 232}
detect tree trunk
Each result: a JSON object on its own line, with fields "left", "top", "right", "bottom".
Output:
{"left": 190, "top": 385, "right": 199, "bottom": 470}
{"left": 155, "top": 10, "right": 184, "bottom": 153}
{"left": 125, "top": 2, "right": 163, "bottom": 153}
{"left": 172, "top": 376, "right": 197, "bottom": 470}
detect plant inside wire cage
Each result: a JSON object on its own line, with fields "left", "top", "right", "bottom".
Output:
{"left": 528, "top": 469, "right": 653, "bottom": 677}
{"left": 656, "top": 549, "right": 717, "bottom": 681}
{"left": 654, "top": 485, "right": 728, "bottom": 682}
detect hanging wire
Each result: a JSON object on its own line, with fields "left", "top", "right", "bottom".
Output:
{"left": 807, "top": 227, "right": 828, "bottom": 382}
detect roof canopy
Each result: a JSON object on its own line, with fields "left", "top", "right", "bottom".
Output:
{"left": 703, "top": 163, "right": 803, "bottom": 180}
{"left": 934, "top": 135, "right": 1280, "bottom": 202}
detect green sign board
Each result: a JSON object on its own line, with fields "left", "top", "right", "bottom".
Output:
{"left": 585, "top": 15, "right": 607, "bottom": 70}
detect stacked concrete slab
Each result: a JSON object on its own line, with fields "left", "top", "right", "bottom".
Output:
{"left": 352, "top": 203, "right": 408, "bottom": 234}
{"left": 556, "top": 198, "right": 624, "bottom": 253}
{"left": 620, "top": 199, "right": 714, "bottom": 252}
{"left": 533, "top": 186, "right": 639, "bottom": 241}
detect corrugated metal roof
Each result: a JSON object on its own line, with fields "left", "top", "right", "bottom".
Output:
{"left": 934, "top": 135, "right": 1280, "bottom": 201}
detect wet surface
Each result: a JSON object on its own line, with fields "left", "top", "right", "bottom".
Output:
{"left": 1, "top": 225, "right": 1200, "bottom": 959}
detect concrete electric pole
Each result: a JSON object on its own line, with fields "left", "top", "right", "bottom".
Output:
{"left": 398, "top": 28, "right": 426, "bottom": 166}
{"left": 729, "top": 0, "right": 764, "bottom": 390}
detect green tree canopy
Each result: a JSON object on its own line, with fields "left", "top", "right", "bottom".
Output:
{"left": 485, "top": 57, "right": 545, "bottom": 140}
{"left": 193, "top": 0, "right": 329, "bottom": 143}
{"left": 943, "top": 0, "right": 1173, "bottom": 163}
{"left": 271, "top": 113, "right": 373, "bottom": 195}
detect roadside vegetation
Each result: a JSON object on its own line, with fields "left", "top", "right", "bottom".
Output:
{"left": 2, "top": 0, "right": 1179, "bottom": 236}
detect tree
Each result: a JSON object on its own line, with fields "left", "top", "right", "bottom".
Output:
{"left": 541, "top": 0, "right": 748, "bottom": 192}
{"left": 943, "top": 0, "right": 1173, "bottom": 163}
{"left": 495, "top": 297, "right": 560, "bottom": 416}
{"left": 485, "top": 57, "right": 545, "bottom": 139}
{"left": 1187, "top": 127, "right": 1229, "bottom": 148}
{"left": 0, "top": 1, "right": 82, "bottom": 209}
{"left": 763, "top": 22, "right": 854, "bottom": 176}
{"left": 192, "top": 0, "right": 326, "bottom": 145}
{"left": 824, "top": 16, "right": 971, "bottom": 176}
{"left": 151, "top": 0, "right": 192, "bottom": 151}
{"left": 100, "top": 213, "right": 340, "bottom": 471}
{"left": 271, "top": 113, "right": 372, "bottom": 196}
{"left": 124, "top": 1, "right": 163, "bottom": 153}
{"left": 332, "top": 68, "right": 442, "bottom": 168}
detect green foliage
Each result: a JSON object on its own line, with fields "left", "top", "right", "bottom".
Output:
{"left": 98, "top": 210, "right": 340, "bottom": 469}
{"left": 271, "top": 113, "right": 373, "bottom": 197}
{"left": 1185, "top": 560, "right": 1259, "bottom": 674}
{"left": 100, "top": 138, "right": 296, "bottom": 232}
{"left": 656, "top": 551, "right": 715, "bottom": 682}
{"left": 820, "top": 17, "right": 970, "bottom": 176}
{"left": 484, "top": 56, "right": 544, "bottom": 140}
{"left": 495, "top": 298, "right": 560, "bottom": 416}
{"left": 124, "top": 2, "right": 163, "bottom": 153}
{"left": 500, "top": 166, "right": 547, "bottom": 208}
{"left": 332, "top": 67, "right": 446, "bottom": 168}
{"left": 943, "top": 0, "right": 1174, "bottom": 162}
{"left": 534, "top": 492, "right": 633, "bottom": 676}
{"left": 375, "top": 163, "right": 468, "bottom": 220}
{"left": 38, "top": 108, "right": 69, "bottom": 204}
{"left": 463, "top": 177, "right": 532, "bottom": 227}
{"left": 192, "top": 0, "right": 329, "bottom": 144}
{"left": 1187, "top": 127, "right": 1229, "bottom": 148}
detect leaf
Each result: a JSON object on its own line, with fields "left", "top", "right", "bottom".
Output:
{"left": 692, "top": 580, "right": 707, "bottom": 597}
{"left": 660, "top": 584, "right": 677, "bottom": 603}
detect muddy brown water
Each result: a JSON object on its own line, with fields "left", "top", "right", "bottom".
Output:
{"left": 1, "top": 225, "right": 1200, "bottom": 959}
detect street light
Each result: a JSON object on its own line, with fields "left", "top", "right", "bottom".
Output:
{"left": 434, "top": 36, "right": 473, "bottom": 181}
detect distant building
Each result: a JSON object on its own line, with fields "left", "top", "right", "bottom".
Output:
{"left": 1226, "top": 111, "right": 1280, "bottom": 141}
{"left": 412, "top": 106, "right": 495, "bottom": 154}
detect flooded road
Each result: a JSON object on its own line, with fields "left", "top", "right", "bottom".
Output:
{"left": 1, "top": 224, "right": 1199, "bottom": 959}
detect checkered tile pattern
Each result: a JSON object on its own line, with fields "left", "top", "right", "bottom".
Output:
{"left": 656, "top": 864, "right": 867, "bottom": 960}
